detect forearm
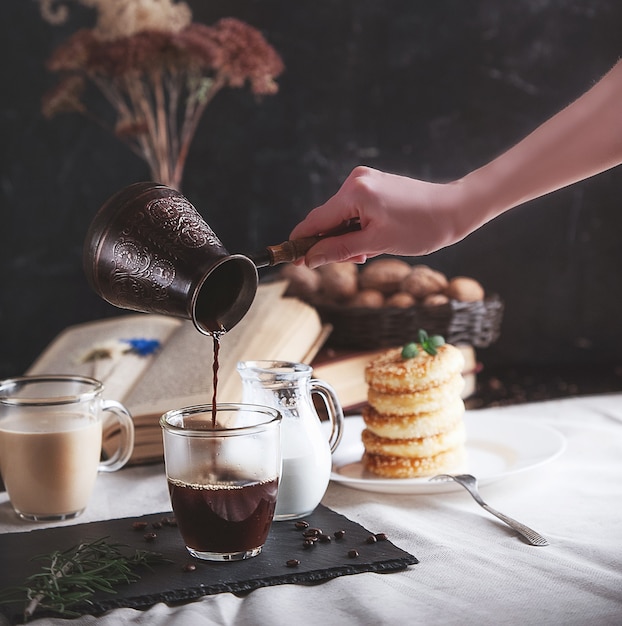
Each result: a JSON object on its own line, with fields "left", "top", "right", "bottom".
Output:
{"left": 290, "top": 61, "right": 622, "bottom": 265}
{"left": 461, "top": 60, "right": 622, "bottom": 227}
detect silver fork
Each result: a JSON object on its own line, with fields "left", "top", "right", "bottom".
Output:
{"left": 430, "top": 474, "right": 549, "bottom": 546}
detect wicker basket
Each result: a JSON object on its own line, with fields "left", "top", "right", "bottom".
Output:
{"left": 315, "top": 294, "right": 504, "bottom": 350}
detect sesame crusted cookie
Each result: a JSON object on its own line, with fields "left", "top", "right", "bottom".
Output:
{"left": 363, "top": 445, "right": 467, "bottom": 479}
{"left": 361, "top": 420, "right": 466, "bottom": 459}
{"left": 364, "top": 344, "right": 465, "bottom": 394}
{"left": 362, "top": 397, "right": 465, "bottom": 439}
{"left": 361, "top": 337, "right": 468, "bottom": 479}
{"left": 367, "top": 373, "right": 465, "bottom": 416}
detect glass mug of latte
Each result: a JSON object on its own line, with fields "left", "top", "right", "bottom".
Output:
{"left": 0, "top": 375, "right": 135, "bottom": 521}
{"left": 160, "top": 403, "right": 281, "bottom": 561}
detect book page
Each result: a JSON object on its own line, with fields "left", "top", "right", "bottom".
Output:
{"left": 114, "top": 292, "right": 325, "bottom": 463}
{"left": 26, "top": 314, "right": 182, "bottom": 403}
{"left": 25, "top": 280, "right": 328, "bottom": 464}
{"left": 312, "top": 350, "right": 385, "bottom": 412}
{"left": 126, "top": 280, "right": 325, "bottom": 418}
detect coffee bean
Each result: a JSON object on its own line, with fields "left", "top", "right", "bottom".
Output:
{"left": 333, "top": 530, "right": 346, "bottom": 540}
{"left": 347, "top": 549, "right": 359, "bottom": 558}
{"left": 319, "top": 534, "right": 331, "bottom": 543}
{"left": 302, "top": 528, "right": 322, "bottom": 538}
{"left": 163, "top": 516, "right": 178, "bottom": 527}
{"left": 295, "top": 520, "right": 310, "bottom": 530}
{"left": 182, "top": 563, "right": 196, "bottom": 572}
{"left": 365, "top": 535, "right": 377, "bottom": 544}
{"left": 152, "top": 521, "right": 163, "bottom": 529}
{"left": 302, "top": 539, "right": 316, "bottom": 549}
{"left": 132, "top": 521, "right": 148, "bottom": 530}
{"left": 286, "top": 559, "right": 300, "bottom": 568}
{"left": 375, "top": 532, "right": 388, "bottom": 541}
{"left": 144, "top": 532, "right": 157, "bottom": 542}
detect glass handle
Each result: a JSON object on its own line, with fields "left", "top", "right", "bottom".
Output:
{"left": 99, "top": 400, "right": 135, "bottom": 472}
{"left": 309, "top": 379, "right": 345, "bottom": 453}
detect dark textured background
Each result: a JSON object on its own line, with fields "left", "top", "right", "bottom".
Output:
{"left": 1, "top": 0, "right": 621, "bottom": 379}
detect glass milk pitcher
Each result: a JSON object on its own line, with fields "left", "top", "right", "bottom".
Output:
{"left": 237, "top": 361, "right": 344, "bottom": 520}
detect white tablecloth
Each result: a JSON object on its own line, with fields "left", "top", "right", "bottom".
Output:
{"left": 1, "top": 394, "right": 621, "bottom": 625}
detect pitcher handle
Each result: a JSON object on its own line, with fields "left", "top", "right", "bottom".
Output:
{"left": 98, "top": 399, "right": 135, "bottom": 472}
{"left": 309, "top": 379, "right": 345, "bottom": 453}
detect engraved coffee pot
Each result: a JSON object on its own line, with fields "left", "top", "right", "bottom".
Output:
{"left": 83, "top": 182, "right": 359, "bottom": 334}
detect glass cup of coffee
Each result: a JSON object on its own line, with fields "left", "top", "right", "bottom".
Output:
{"left": 0, "top": 375, "right": 135, "bottom": 522}
{"left": 160, "top": 403, "right": 282, "bottom": 561}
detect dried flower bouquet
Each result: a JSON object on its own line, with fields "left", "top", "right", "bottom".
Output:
{"left": 39, "top": 0, "right": 284, "bottom": 189}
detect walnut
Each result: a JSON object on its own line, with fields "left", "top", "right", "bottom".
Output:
{"left": 400, "top": 265, "right": 448, "bottom": 299}
{"left": 422, "top": 293, "right": 449, "bottom": 307}
{"left": 348, "top": 289, "right": 385, "bottom": 308}
{"left": 280, "top": 264, "right": 321, "bottom": 299}
{"left": 359, "top": 258, "right": 412, "bottom": 295}
{"left": 445, "top": 276, "right": 485, "bottom": 302}
{"left": 385, "top": 292, "right": 416, "bottom": 308}
{"left": 318, "top": 262, "right": 359, "bottom": 301}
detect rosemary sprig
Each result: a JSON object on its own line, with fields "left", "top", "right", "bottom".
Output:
{"left": 0, "top": 537, "right": 167, "bottom": 622}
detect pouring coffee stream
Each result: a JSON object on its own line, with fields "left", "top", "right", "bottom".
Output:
{"left": 83, "top": 182, "right": 360, "bottom": 335}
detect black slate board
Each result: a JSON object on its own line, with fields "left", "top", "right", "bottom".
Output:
{"left": 0, "top": 505, "right": 417, "bottom": 623}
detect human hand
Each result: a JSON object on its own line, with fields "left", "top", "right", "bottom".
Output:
{"left": 290, "top": 62, "right": 622, "bottom": 269}
{"left": 289, "top": 166, "right": 472, "bottom": 268}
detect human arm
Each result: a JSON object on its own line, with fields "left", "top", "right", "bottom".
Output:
{"left": 289, "top": 60, "right": 622, "bottom": 268}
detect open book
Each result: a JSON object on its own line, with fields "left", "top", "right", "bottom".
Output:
{"left": 27, "top": 281, "right": 330, "bottom": 464}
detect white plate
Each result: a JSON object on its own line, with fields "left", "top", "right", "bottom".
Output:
{"left": 327, "top": 413, "right": 566, "bottom": 494}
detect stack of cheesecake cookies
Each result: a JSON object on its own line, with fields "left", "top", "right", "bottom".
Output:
{"left": 362, "top": 339, "right": 467, "bottom": 478}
